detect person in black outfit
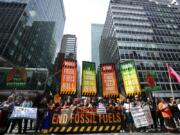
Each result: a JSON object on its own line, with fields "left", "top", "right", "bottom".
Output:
{"left": 9, "top": 96, "right": 23, "bottom": 133}
{"left": 36, "top": 97, "right": 48, "bottom": 133}
{"left": 147, "top": 97, "right": 157, "bottom": 131}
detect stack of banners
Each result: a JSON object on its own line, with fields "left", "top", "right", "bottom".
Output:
{"left": 10, "top": 106, "right": 37, "bottom": 119}
{"left": 100, "top": 64, "right": 119, "bottom": 98}
{"left": 120, "top": 61, "right": 141, "bottom": 96}
{"left": 49, "top": 107, "right": 122, "bottom": 133}
{"left": 60, "top": 59, "right": 77, "bottom": 95}
{"left": 82, "top": 61, "right": 97, "bottom": 96}
{"left": 130, "top": 106, "right": 153, "bottom": 128}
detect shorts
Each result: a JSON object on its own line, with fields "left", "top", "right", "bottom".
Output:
{"left": 164, "top": 117, "right": 176, "bottom": 128}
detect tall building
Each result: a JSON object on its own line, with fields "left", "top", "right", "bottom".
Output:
{"left": 60, "top": 34, "right": 77, "bottom": 60}
{"left": 0, "top": 0, "right": 65, "bottom": 69}
{"left": 100, "top": 0, "right": 180, "bottom": 97}
{"left": 91, "top": 24, "right": 104, "bottom": 70}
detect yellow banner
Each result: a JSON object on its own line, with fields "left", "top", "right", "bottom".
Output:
{"left": 120, "top": 61, "right": 141, "bottom": 96}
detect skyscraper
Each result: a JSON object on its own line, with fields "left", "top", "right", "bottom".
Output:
{"left": 0, "top": 0, "right": 65, "bottom": 69}
{"left": 60, "top": 34, "right": 77, "bottom": 60}
{"left": 100, "top": 0, "right": 180, "bottom": 97}
{"left": 91, "top": 24, "right": 104, "bottom": 70}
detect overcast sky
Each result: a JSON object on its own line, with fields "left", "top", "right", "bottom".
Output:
{"left": 63, "top": 0, "right": 109, "bottom": 65}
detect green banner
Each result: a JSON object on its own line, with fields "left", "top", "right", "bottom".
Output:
{"left": 82, "top": 61, "right": 97, "bottom": 96}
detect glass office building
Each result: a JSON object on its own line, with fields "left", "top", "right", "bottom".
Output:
{"left": 0, "top": 0, "right": 65, "bottom": 69}
{"left": 100, "top": 0, "right": 180, "bottom": 97}
{"left": 91, "top": 24, "right": 104, "bottom": 70}
{"left": 60, "top": 34, "right": 77, "bottom": 60}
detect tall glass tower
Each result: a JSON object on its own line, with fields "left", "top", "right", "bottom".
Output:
{"left": 91, "top": 24, "right": 104, "bottom": 70}
{"left": 0, "top": 0, "right": 65, "bottom": 69}
{"left": 100, "top": 0, "right": 180, "bottom": 97}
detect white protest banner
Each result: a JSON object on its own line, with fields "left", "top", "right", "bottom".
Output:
{"left": 10, "top": 106, "right": 37, "bottom": 119}
{"left": 143, "top": 105, "right": 153, "bottom": 125}
{"left": 130, "top": 105, "right": 153, "bottom": 128}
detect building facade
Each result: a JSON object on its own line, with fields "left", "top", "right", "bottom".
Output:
{"left": 60, "top": 34, "right": 77, "bottom": 60}
{"left": 100, "top": 0, "right": 180, "bottom": 97}
{"left": 0, "top": 0, "right": 65, "bottom": 69}
{"left": 91, "top": 24, "right": 104, "bottom": 70}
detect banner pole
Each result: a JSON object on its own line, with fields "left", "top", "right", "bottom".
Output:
{"left": 169, "top": 71, "right": 174, "bottom": 99}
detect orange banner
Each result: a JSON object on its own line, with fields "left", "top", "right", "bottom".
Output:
{"left": 100, "top": 64, "right": 119, "bottom": 98}
{"left": 60, "top": 60, "right": 77, "bottom": 95}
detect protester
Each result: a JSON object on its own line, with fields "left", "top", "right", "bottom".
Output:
{"left": 147, "top": 97, "right": 157, "bottom": 130}
{"left": 2, "top": 96, "right": 15, "bottom": 133}
{"left": 169, "top": 98, "right": 180, "bottom": 126}
{"left": 123, "top": 98, "right": 134, "bottom": 132}
{"left": 21, "top": 96, "right": 33, "bottom": 133}
{"left": 8, "top": 96, "right": 23, "bottom": 133}
{"left": 133, "top": 95, "right": 148, "bottom": 132}
{"left": 158, "top": 98, "right": 177, "bottom": 132}
{"left": 36, "top": 97, "right": 48, "bottom": 133}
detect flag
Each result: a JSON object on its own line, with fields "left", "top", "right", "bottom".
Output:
{"left": 167, "top": 64, "right": 180, "bottom": 83}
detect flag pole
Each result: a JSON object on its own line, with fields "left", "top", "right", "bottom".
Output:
{"left": 169, "top": 74, "right": 174, "bottom": 99}
{"left": 167, "top": 64, "right": 174, "bottom": 99}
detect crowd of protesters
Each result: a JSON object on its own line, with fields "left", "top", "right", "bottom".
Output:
{"left": 0, "top": 91, "right": 180, "bottom": 133}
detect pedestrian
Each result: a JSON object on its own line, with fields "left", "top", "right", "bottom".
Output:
{"left": 158, "top": 98, "right": 177, "bottom": 132}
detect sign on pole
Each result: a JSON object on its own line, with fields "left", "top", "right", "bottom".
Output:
{"left": 100, "top": 64, "right": 119, "bottom": 98}
{"left": 82, "top": 61, "right": 97, "bottom": 96}
{"left": 120, "top": 61, "right": 141, "bottom": 96}
{"left": 60, "top": 59, "right": 77, "bottom": 95}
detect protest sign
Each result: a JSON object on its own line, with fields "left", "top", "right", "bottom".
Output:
{"left": 10, "top": 106, "right": 37, "bottom": 119}
{"left": 130, "top": 106, "right": 153, "bottom": 128}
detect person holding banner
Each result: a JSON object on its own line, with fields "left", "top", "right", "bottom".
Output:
{"left": 21, "top": 96, "right": 33, "bottom": 133}
{"left": 2, "top": 96, "right": 15, "bottom": 133}
{"left": 8, "top": 96, "right": 23, "bottom": 134}
{"left": 158, "top": 98, "right": 177, "bottom": 132}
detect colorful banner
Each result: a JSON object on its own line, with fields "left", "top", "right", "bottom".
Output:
{"left": 120, "top": 61, "right": 141, "bottom": 96}
{"left": 60, "top": 59, "right": 77, "bottom": 95}
{"left": 82, "top": 61, "right": 97, "bottom": 96}
{"left": 10, "top": 106, "right": 37, "bottom": 119}
{"left": 100, "top": 64, "right": 119, "bottom": 98}
{"left": 49, "top": 107, "right": 121, "bottom": 133}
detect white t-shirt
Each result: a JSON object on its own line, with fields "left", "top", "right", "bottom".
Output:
{"left": 178, "top": 104, "right": 180, "bottom": 111}
{"left": 123, "top": 103, "right": 131, "bottom": 112}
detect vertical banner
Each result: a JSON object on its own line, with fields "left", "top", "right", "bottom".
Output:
{"left": 100, "top": 64, "right": 119, "bottom": 98}
{"left": 60, "top": 59, "right": 77, "bottom": 95}
{"left": 82, "top": 61, "right": 97, "bottom": 96}
{"left": 120, "top": 61, "right": 141, "bottom": 96}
